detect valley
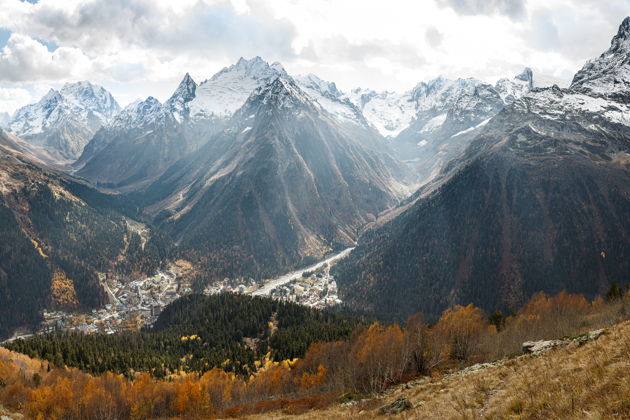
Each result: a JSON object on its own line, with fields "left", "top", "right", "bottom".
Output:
{"left": 2, "top": 246, "right": 354, "bottom": 343}
{"left": 0, "top": 6, "right": 629, "bottom": 419}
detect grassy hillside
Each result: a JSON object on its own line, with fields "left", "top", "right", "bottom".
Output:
{"left": 269, "top": 319, "right": 630, "bottom": 419}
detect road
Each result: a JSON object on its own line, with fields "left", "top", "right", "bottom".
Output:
{"left": 252, "top": 247, "right": 354, "bottom": 296}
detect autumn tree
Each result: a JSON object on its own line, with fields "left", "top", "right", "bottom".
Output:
{"left": 404, "top": 313, "right": 445, "bottom": 374}
{"left": 434, "top": 304, "right": 491, "bottom": 361}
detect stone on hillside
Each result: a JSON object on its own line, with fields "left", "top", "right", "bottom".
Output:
{"left": 523, "top": 328, "right": 607, "bottom": 355}
{"left": 379, "top": 397, "right": 413, "bottom": 415}
{"left": 522, "top": 339, "right": 566, "bottom": 355}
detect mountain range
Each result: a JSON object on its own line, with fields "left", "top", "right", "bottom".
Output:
{"left": 333, "top": 17, "right": 630, "bottom": 320}
{"left": 141, "top": 76, "right": 408, "bottom": 278}
{"left": 6, "top": 81, "right": 120, "bottom": 165}
{"left": 1, "top": 18, "right": 629, "bottom": 337}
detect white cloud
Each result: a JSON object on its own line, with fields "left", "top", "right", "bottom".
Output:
{"left": 0, "top": 33, "right": 92, "bottom": 82}
{"left": 0, "top": 0, "right": 628, "bottom": 113}
{"left": 0, "top": 86, "right": 32, "bottom": 114}
{"left": 1, "top": 0, "right": 296, "bottom": 58}
{"left": 436, "top": 0, "right": 527, "bottom": 20}
{"left": 425, "top": 27, "right": 444, "bottom": 48}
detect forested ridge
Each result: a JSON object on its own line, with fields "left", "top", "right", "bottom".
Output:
{"left": 5, "top": 293, "right": 368, "bottom": 377}
{"left": 0, "top": 174, "right": 171, "bottom": 339}
{"left": 334, "top": 155, "right": 630, "bottom": 321}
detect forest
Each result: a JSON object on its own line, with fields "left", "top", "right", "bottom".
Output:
{"left": 5, "top": 293, "right": 368, "bottom": 377}
{"left": 0, "top": 181, "right": 171, "bottom": 340}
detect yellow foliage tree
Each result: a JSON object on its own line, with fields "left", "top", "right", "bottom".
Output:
{"left": 50, "top": 271, "right": 78, "bottom": 308}
{"left": 434, "top": 303, "right": 491, "bottom": 361}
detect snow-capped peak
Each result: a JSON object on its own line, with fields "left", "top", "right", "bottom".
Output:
{"left": 165, "top": 73, "right": 198, "bottom": 122}
{"left": 59, "top": 81, "right": 119, "bottom": 117}
{"left": 111, "top": 96, "right": 167, "bottom": 129}
{"left": 211, "top": 56, "right": 288, "bottom": 84}
{"left": 188, "top": 56, "right": 286, "bottom": 120}
{"left": 570, "top": 17, "right": 630, "bottom": 97}
{"left": 8, "top": 81, "right": 120, "bottom": 138}
{"left": 296, "top": 74, "right": 343, "bottom": 99}
{"left": 247, "top": 76, "right": 317, "bottom": 112}
{"left": 344, "top": 87, "right": 416, "bottom": 137}
{"left": 295, "top": 74, "right": 367, "bottom": 126}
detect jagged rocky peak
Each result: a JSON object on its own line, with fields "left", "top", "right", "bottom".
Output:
{"left": 609, "top": 16, "right": 630, "bottom": 54}
{"left": 495, "top": 67, "right": 534, "bottom": 104}
{"left": 246, "top": 76, "right": 316, "bottom": 113}
{"left": 571, "top": 17, "right": 630, "bottom": 97}
{"left": 166, "top": 73, "right": 198, "bottom": 122}
{"left": 515, "top": 67, "right": 534, "bottom": 88}
{"left": 410, "top": 76, "right": 492, "bottom": 111}
{"left": 227, "top": 56, "right": 287, "bottom": 78}
{"left": 170, "top": 73, "right": 197, "bottom": 102}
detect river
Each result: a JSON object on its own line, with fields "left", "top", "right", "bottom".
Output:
{"left": 251, "top": 247, "right": 354, "bottom": 296}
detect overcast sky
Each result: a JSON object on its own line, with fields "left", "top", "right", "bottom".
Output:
{"left": 0, "top": 0, "right": 628, "bottom": 113}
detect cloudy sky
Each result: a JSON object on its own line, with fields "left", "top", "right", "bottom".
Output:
{"left": 0, "top": 0, "right": 627, "bottom": 113}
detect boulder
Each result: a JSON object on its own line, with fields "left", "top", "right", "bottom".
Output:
{"left": 523, "top": 328, "right": 606, "bottom": 355}
{"left": 379, "top": 397, "right": 413, "bottom": 415}
{"left": 522, "top": 339, "right": 566, "bottom": 355}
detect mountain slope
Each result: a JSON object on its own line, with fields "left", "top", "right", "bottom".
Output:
{"left": 74, "top": 96, "right": 194, "bottom": 190}
{"left": 142, "top": 76, "right": 410, "bottom": 279}
{"left": 75, "top": 57, "right": 287, "bottom": 191}
{"left": 333, "top": 19, "right": 630, "bottom": 320}
{"left": 0, "top": 129, "right": 168, "bottom": 339}
{"left": 296, "top": 73, "right": 370, "bottom": 129}
{"left": 7, "top": 82, "right": 120, "bottom": 163}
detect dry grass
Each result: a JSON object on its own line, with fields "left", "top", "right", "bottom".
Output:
{"left": 242, "top": 319, "right": 630, "bottom": 419}
{"left": 480, "top": 295, "right": 630, "bottom": 361}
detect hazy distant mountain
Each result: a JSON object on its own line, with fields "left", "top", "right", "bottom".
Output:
{"left": 346, "top": 69, "right": 532, "bottom": 139}
{"left": 7, "top": 82, "right": 120, "bottom": 163}
{"left": 333, "top": 18, "right": 630, "bottom": 321}
{"left": 0, "top": 112, "right": 10, "bottom": 128}
{"left": 347, "top": 70, "right": 533, "bottom": 182}
{"left": 142, "top": 76, "right": 410, "bottom": 280}
{"left": 295, "top": 73, "right": 370, "bottom": 129}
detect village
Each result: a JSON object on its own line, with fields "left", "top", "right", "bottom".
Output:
{"left": 203, "top": 248, "right": 352, "bottom": 308}
{"left": 203, "top": 264, "right": 343, "bottom": 309}
{"left": 36, "top": 261, "right": 194, "bottom": 337}
{"left": 4, "top": 250, "right": 350, "bottom": 343}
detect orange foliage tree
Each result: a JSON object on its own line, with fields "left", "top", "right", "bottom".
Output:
{"left": 434, "top": 303, "right": 493, "bottom": 361}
